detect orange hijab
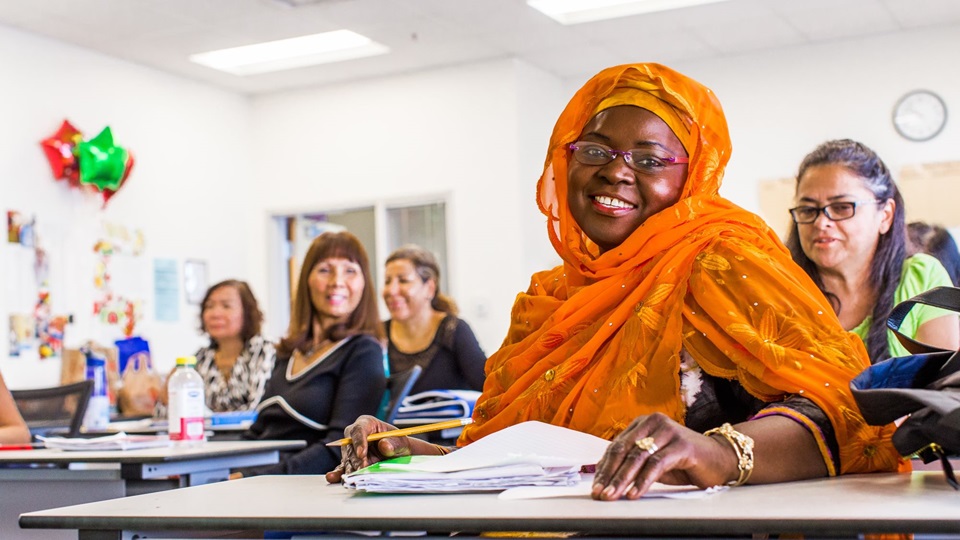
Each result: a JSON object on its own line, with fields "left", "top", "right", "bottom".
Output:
{"left": 459, "top": 63, "right": 899, "bottom": 475}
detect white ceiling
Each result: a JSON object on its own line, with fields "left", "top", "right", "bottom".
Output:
{"left": 2, "top": 0, "right": 960, "bottom": 95}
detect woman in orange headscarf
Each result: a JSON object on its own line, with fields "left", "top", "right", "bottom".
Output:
{"left": 328, "top": 63, "right": 901, "bottom": 499}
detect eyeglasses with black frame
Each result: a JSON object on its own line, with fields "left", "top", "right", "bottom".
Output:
{"left": 788, "top": 199, "right": 883, "bottom": 224}
{"left": 567, "top": 141, "right": 688, "bottom": 175}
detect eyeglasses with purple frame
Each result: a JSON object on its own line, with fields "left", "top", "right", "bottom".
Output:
{"left": 566, "top": 141, "right": 689, "bottom": 173}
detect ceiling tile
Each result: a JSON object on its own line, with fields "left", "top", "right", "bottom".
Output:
{"left": 602, "top": 29, "right": 718, "bottom": 65}
{"left": 0, "top": 0, "right": 957, "bottom": 94}
{"left": 520, "top": 42, "right": 628, "bottom": 79}
{"left": 882, "top": 0, "right": 960, "bottom": 28}
{"left": 770, "top": 0, "right": 898, "bottom": 41}
{"left": 690, "top": 12, "right": 807, "bottom": 55}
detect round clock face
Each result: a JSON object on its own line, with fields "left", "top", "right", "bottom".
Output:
{"left": 893, "top": 90, "right": 947, "bottom": 141}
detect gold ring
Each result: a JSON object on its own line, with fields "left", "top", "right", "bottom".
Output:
{"left": 635, "top": 436, "right": 659, "bottom": 455}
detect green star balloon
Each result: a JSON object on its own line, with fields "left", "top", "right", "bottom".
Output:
{"left": 77, "top": 126, "right": 129, "bottom": 192}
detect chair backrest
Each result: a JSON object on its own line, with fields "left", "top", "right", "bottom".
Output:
{"left": 382, "top": 365, "right": 423, "bottom": 424}
{"left": 11, "top": 379, "right": 94, "bottom": 438}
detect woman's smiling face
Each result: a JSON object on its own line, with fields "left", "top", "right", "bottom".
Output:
{"left": 566, "top": 105, "right": 689, "bottom": 253}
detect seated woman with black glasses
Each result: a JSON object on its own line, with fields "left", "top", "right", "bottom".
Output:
{"left": 786, "top": 139, "right": 959, "bottom": 363}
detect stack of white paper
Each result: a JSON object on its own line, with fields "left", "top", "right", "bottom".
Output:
{"left": 342, "top": 421, "right": 610, "bottom": 493}
{"left": 39, "top": 432, "right": 172, "bottom": 451}
{"left": 346, "top": 459, "right": 580, "bottom": 493}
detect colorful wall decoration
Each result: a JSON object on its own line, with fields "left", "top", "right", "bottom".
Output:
{"left": 92, "top": 221, "right": 146, "bottom": 338}
{"left": 5, "top": 211, "right": 69, "bottom": 358}
{"left": 39, "top": 119, "right": 135, "bottom": 207}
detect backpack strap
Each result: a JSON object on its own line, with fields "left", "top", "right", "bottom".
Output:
{"left": 887, "top": 286, "right": 960, "bottom": 355}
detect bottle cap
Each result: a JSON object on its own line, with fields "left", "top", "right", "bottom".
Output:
{"left": 175, "top": 356, "right": 197, "bottom": 367}
{"left": 84, "top": 348, "right": 107, "bottom": 367}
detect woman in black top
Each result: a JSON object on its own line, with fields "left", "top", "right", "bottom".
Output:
{"left": 237, "top": 231, "right": 386, "bottom": 476}
{"left": 382, "top": 245, "right": 485, "bottom": 393}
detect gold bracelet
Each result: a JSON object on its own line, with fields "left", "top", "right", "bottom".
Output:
{"left": 704, "top": 422, "right": 754, "bottom": 487}
{"left": 433, "top": 444, "right": 454, "bottom": 456}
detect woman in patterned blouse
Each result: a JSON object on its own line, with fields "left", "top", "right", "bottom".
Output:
{"left": 158, "top": 280, "right": 275, "bottom": 413}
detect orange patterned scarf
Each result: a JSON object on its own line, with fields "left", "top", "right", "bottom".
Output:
{"left": 459, "top": 63, "right": 899, "bottom": 475}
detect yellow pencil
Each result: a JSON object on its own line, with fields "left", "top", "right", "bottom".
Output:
{"left": 325, "top": 417, "right": 473, "bottom": 447}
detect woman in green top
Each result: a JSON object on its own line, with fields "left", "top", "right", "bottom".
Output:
{"left": 786, "top": 139, "right": 958, "bottom": 362}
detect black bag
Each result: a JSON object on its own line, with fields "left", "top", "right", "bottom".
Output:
{"left": 850, "top": 286, "right": 960, "bottom": 490}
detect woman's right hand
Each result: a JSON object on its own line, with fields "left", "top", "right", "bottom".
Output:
{"left": 324, "top": 415, "right": 441, "bottom": 484}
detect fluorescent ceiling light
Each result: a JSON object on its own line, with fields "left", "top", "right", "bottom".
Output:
{"left": 189, "top": 30, "right": 389, "bottom": 76}
{"left": 528, "top": 0, "right": 731, "bottom": 25}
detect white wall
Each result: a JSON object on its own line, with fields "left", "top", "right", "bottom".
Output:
{"left": 0, "top": 25, "right": 257, "bottom": 388}
{"left": 558, "top": 25, "right": 960, "bottom": 224}
{"left": 3, "top": 20, "right": 959, "bottom": 386}
{"left": 516, "top": 61, "right": 567, "bottom": 280}
{"left": 696, "top": 24, "right": 960, "bottom": 221}
{"left": 247, "top": 59, "right": 563, "bottom": 353}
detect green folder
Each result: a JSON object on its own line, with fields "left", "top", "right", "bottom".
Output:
{"left": 350, "top": 455, "right": 439, "bottom": 475}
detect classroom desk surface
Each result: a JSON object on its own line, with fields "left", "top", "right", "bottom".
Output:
{"left": 0, "top": 440, "right": 304, "bottom": 479}
{"left": 19, "top": 471, "right": 960, "bottom": 539}
{"left": 2, "top": 440, "right": 305, "bottom": 540}
{"left": 93, "top": 417, "right": 253, "bottom": 441}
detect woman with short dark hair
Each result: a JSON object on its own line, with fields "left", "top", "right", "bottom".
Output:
{"left": 155, "top": 279, "right": 275, "bottom": 415}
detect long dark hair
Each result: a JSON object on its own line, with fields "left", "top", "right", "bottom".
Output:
{"left": 785, "top": 139, "right": 906, "bottom": 363}
{"left": 386, "top": 244, "right": 458, "bottom": 316}
{"left": 278, "top": 231, "right": 384, "bottom": 357}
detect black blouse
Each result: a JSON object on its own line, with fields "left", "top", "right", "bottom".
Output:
{"left": 239, "top": 334, "right": 386, "bottom": 475}
{"left": 386, "top": 315, "right": 486, "bottom": 393}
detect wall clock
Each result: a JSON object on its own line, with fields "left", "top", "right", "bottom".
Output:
{"left": 893, "top": 90, "right": 947, "bottom": 142}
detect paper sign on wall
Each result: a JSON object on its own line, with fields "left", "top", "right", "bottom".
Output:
{"left": 153, "top": 259, "right": 179, "bottom": 322}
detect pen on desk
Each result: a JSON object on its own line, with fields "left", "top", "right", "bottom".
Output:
{"left": 326, "top": 417, "right": 473, "bottom": 447}
{"left": 0, "top": 443, "right": 44, "bottom": 451}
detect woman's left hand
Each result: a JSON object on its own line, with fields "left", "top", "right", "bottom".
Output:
{"left": 591, "top": 413, "right": 738, "bottom": 500}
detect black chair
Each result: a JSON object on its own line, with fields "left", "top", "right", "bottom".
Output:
{"left": 11, "top": 380, "right": 94, "bottom": 438}
{"left": 381, "top": 365, "right": 422, "bottom": 424}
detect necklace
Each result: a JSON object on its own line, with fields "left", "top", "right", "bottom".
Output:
{"left": 291, "top": 340, "right": 333, "bottom": 375}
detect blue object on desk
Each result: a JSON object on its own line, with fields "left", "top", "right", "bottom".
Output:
{"left": 393, "top": 389, "right": 480, "bottom": 425}
{"left": 208, "top": 411, "right": 258, "bottom": 426}
{"left": 114, "top": 337, "right": 151, "bottom": 374}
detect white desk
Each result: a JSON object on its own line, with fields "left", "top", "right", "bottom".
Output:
{"left": 98, "top": 418, "right": 252, "bottom": 441}
{"left": 19, "top": 471, "right": 960, "bottom": 539}
{"left": 1, "top": 440, "right": 304, "bottom": 540}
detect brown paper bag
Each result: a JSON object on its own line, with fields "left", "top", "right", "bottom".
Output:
{"left": 116, "top": 353, "right": 162, "bottom": 416}
{"left": 61, "top": 342, "right": 121, "bottom": 407}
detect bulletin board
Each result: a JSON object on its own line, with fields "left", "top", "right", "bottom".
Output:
{"left": 3, "top": 212, "right": 149, "bottom": 362}
{"left": 758, "top": 160, "right": 960, "bottom": 241}
{"left": 5, "top": 212, "right": 69, "bottom": 359}
{"left": 898, "top": 161, "right": 960, "bottom": 227}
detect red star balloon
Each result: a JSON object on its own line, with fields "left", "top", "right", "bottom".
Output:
{"left": 39, "top": 120, "right": 84, "bottom": 186}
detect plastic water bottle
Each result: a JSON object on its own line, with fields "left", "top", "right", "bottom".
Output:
{"left": 82, "top": 350, "right": 110, "bottom": 431}
{"left": 167, "top": 356, "right": 206, "bottom": 446}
